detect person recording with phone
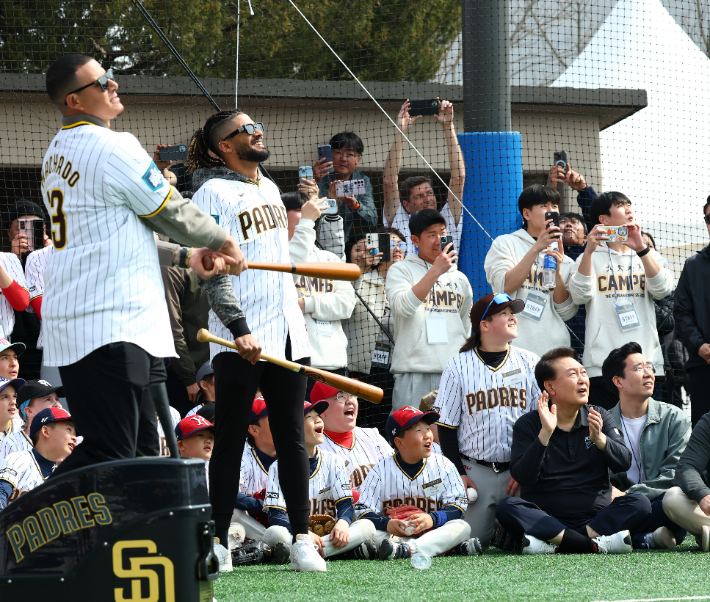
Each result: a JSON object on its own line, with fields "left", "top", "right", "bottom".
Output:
{"left": 382, "top": 99, "right": 465, "bottom": 257}
{"left": 313, "top": 132, "right": 377, "bottom": 239}
{"left": 484, "top": 185, "right": 578, "bottom": 358}
{"left": 385, "top": 209, "right": 472, "bottom": 413}
{"left": 546, "top": 158, "right": 598, "bottom": 233}
{"left": 568, "top": 192, "right": 674, "bottom": 410}
{"left": 297, "top": 174, "right": 346, "bottom": 260}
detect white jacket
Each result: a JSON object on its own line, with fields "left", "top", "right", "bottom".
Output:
{"left": 343, "top": 270, "right": 389, "bottom": 374}
{"left": 568, "top": 245, "right": 674, "bottom": 378}
{"left": 484, "top": 229, "right": 578, "bottom": 357}
{"left": 290, "top": 219, "right": 356, "bottom": 370}
{"left": 385, "top": 254, "right": 473, "bottom": 374}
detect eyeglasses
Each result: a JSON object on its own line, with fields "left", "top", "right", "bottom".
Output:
{"left": 704, "top": 214, "right": 710, "bottom": 225}
{"left": 390, "top": 241, "right": 407, "bottom": 252}
{"left": 335, "top": 392, "right": 357, "bottom": 403}
{"left": 64, "top": 69, "right": 115, "bottom": 105}
{"left": 223, "top": 122, "right": 265, "bottom": 140}
{"left": 630, "top": 363, "right": 656, "bottom": 374}
{"left": 481, "top": 293, "right": 512, "bottom": 321}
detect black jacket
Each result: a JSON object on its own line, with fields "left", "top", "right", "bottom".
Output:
{"left": 674, "top": 244, "right": 710, "bottom": 371}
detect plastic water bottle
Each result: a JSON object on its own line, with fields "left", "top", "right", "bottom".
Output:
{"left": 213, "top": 537, "right": 233, "bottom": 572}
{"left": 411, "top": 553, "right": 432, "bottom": 570}
{"left": 542, "top": 241, "right": 558, "bottom": 289}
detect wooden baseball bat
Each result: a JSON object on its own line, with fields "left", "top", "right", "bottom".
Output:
{"left": 196, "top": 329, "right": 383, "bottom": 404}
{"left": 202, "top": 256, "right": 361, "bottom": 282}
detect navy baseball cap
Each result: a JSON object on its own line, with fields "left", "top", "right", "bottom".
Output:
{"left": 0, "top": 376, "right": 26, "bottom": 397}
{"left": 303, "top": 399, "right": 329, "bottom": 416}
{"left": 250, "top": 396, "right": 267, "bottom": 424}
{"left": 175, "top": 415, "right": 214, "bottom": 441}
{"left": 386, "top": 406, "right": 439, "bottom": 445}
{"left": 197, "top": 402, "right": 215, "bottom": 424}
{"left": 196, "top": 362, "right": 214, "bottom": 384}
{"left": 30, "top": 407, "right": 72, "bottom": 440}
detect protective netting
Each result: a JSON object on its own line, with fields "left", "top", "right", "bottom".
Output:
{"left": 1, "top": 0, "right": 708, "bottom": 429}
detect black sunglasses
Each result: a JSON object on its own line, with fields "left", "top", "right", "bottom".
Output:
{"left": 223, "top": 122, "right": 265, "bottom": 141}
{"left": 64, "top": 69, "right": 115, "bottom": 105}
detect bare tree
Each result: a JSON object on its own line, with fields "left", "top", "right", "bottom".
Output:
{"left": 663, "top": 0, "right": 710, "bottom": 57}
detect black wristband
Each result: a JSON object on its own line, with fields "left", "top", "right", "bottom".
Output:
{"left": 636, "top": 246, "right": 651, "bottom": 258}
{"left": 177, "top": 246, "right": 190, "bottom": 268}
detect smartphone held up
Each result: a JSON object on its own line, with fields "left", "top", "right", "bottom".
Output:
{"left": 18, "top": 218, "right": 45, "bottom": 254}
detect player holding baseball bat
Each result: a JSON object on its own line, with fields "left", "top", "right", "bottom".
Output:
{"left": 188, "top": 109, "right": 328, "bottom": 570}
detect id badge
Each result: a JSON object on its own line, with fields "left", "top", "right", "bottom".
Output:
{"left": 614, "top": 299, "right": 641, "bottom": 331}
{"left": 502, "top": 368, "right": 523, "bottom": 388}
{"left": 371, "top": 342, "right": 392, "bottom": 367}
{"left": 422, "top": 478, "right": 446, "bottom": 497}
{"left": 316, "top": 320, "right": 333, "bottom": 336}
{"left": 317, "top": 486, "right": 331, "bottom": 502}
{"left": 425, "top": 313, "right": 449, "bottom": 345}
{"left": 520, "top": 292, "right": 547, "bottom": 322}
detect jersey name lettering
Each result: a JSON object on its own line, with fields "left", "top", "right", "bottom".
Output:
{"left": 465, "top": 388, "right": 527, "bottom": 414}
{"left": 40, "top": 153, "right": 81, "bottom": 187}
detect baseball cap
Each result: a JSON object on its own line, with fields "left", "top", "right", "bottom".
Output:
{"left": 0, "top": 376, "right": 26, "bottom": 397}
{"left": 17, "top": 379, "right": 65, "bottom": 407}
{"left": 250, "top": 396, "right": 267, "bottom": 424}
{"left": 6, "top": 199, "right": 46, "bottom": 231}
{"left": 386, "top": 406, "right": 439, "bottom": 445}
{"left": 196, "top": 361, "right": 214, "bottom": 385}
{"left": 196, "top": 402, "right": 215, "bottom": 424}
{"left": 303, "top": 399, "right": 329, "bottom": 416}
{"left": 0, "top": 338, "right": 25, "bottom": 357}
{"left": 310, "top": 381, "right": 340, "bottom": 403}
{"left": 174, "top": 415, "right": 214, "bottom": 441}
{"left": 30, "top": 407, "right": 72, "bottom": 440}
{"left": 469, "top": 293, "right": 525, "bottom": 334}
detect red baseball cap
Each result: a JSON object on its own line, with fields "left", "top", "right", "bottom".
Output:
{"left": 250, "top": 396, "right": 267, "bottom": 424}
{"left": 30, "top": 407, "right": 72, "bottom": 439}
{"left": 303, "top": 400, "right": 329, "bottom": 416}
{"left": 310, "top": 381, "right": 340, "bottom": 403}
{"left": 386, "top": 406, "right": 439, "bottom": 445}
{"left": 174, "top": 415, "right": 214, "bottom": 441}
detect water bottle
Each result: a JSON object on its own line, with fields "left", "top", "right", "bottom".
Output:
{"left": 542, "top": 241, "right": 558, "bottom": 289}
{"left": 410, "top": 553, "right": 432, "bottom": 570}
{"left": 213, "top": 537, "right": 233, "bottom": 572}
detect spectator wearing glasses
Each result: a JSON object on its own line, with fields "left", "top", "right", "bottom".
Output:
{"left": 344, "top": 227, "right": 406, "bottom": 424}
{"left": 313, "top": 132, "right": 377, "bottom": 239}
{"left": 382, "top": 100, "right": 466, "bottom": 256}
{"left": 484, "top": 185, "right": 578, "bottom": 358}
{"left": 436, "top": 292, "right": 541, "bottom": 547}
{"left": 603, "top": 343, "right": 690, "bottom": 550}
{"left": 675, "top": 197, "right": 710, "bottom": 426}
{"left": 568, "top": 193, "right": 674, "bottom": 410}
{"left": 385, "top": 209, "right": 472, "bottom": 413}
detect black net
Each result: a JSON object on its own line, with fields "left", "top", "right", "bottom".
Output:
{"left": 1, "top": 0, "right": 708, "bottom": 430}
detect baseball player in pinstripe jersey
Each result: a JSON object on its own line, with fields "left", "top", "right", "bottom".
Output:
{"left": 436, "top": 292, "right": 541, "bottom": 548}
{"left": 0, "top": 407, "right": 75, "bottom": 509}
{"left": 355, "top": 406, "right": 481, "bottom": 560}
{"left": 40, "top": 55, "right": 244, "bottom": 477}
{"left": 189, "top": 109, "right": 313, "bottom": 554}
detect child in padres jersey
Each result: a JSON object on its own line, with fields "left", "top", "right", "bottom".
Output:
{"left": 0, "top": 380, "right": 63, "bottom": 460}
{"left": 263, "top": 400, "right": 376, "bottom": 572}
{"left": 356, "top": 406, "right": 481, "bottom": 560}
{"left": 436, "top": 292, "right": 541, "bottom": 548}
{"left": 0, "top": 376, "right": 26, "bottom": 442}
{"left": 313, "top": 382, "right": 393, "bottom": 495}
{"left": 233, "top": 397, "right": 274, "bottom": 541}
{"left": 0, "top": 408, "right": 76, "bottom": 509}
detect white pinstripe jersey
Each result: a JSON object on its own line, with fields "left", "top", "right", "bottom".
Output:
{"left": 24, "top": 246, "right": 54, "bottom": 350}
{"left": 318, "top": 428, "right": 394, "bottom": 492}
{"left": 264, "top": 449, "right": 353, "bottom": 517}
{"left": 0, "top": 253, "right": 28, "bottom": 338}
{"left": 0, "top": 416, "right": 24, "bottom": 442}
{"left": 354, "top": 453, "right": 467, "bottom": 518}
{"left": 432, "top": 441, "right": 442, "bottom": 455}
{"left": 193, "top": 177, "right": 310, "bottom": 362}
{"left": 0, "top": 450, "right": 49, "bottom": 504}
{"left": 156, "top": 407, "right": 181, "bottom": 457}
{"left": 0, "top": 430, "right": 32, "bottom": 460}
{"left": 239, "top": 443, "right": 270, "bottom": 495}
{"left": 40, "top": 119, "right": 176, "bottom": 366}
{"left": 436, "top": 346, "right": 541, "bottom": 463}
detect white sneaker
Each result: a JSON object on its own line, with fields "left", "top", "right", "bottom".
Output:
{"left": 697, "top": 525, "right": 710, "bottom": 552}
{"left": 651, "top": 526, "right": 677, "bottom": 550}
{"left": 593, "top": 530, "right": 632, "bottom": 554}
{"left": 290, "top": 534, "right": 327, "bottom": 572}
{"left": 521, "top": 534, "right": 558, "bottom": 555}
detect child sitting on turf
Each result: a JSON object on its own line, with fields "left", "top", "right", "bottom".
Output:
{"left": 263, "top": 400, "right": 376, "bottom": 572}
{"left": 355, "top": 406, "right": 482, "bottom": 560}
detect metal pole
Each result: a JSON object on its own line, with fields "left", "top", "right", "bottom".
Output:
{"left": 462, "top": 0, "right": 511, "bottom": 132}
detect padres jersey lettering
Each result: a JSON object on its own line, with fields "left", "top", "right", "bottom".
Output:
{"left": 436, "top": 346, "right": 541, "bottom": 463}
{"left": 40, "top": 118, "right": 177, "bottom": 366}
{"left": 193, "top": 177, "right": 309, "bottom": 362}
{"left": 319, "top": 427, "right": 394, "bottom": 492}
{"left": 25, "top": 246, "right": 54, "bottom": 350}
{"left": 264, "top": 449, "right": 352, "bottom": 517}
{"left": 0, "top": 450, "right": 50, "bottom": 503}
{"left": 355, "top": 453, "right": 467, "bottom": 519}
{"left": 156, "top": 407, "right": 181, "bottom": 457}
{"left": 239, "top": 443, "right": 270, "bottom": 495}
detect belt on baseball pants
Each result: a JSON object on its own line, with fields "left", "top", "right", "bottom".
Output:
{"left": 461, "top": 455, "right": 510, "bottom": 474}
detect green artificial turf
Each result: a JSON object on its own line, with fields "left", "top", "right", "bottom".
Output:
{"left": 212, "top": 537, "right": 710, "bottom": 602}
